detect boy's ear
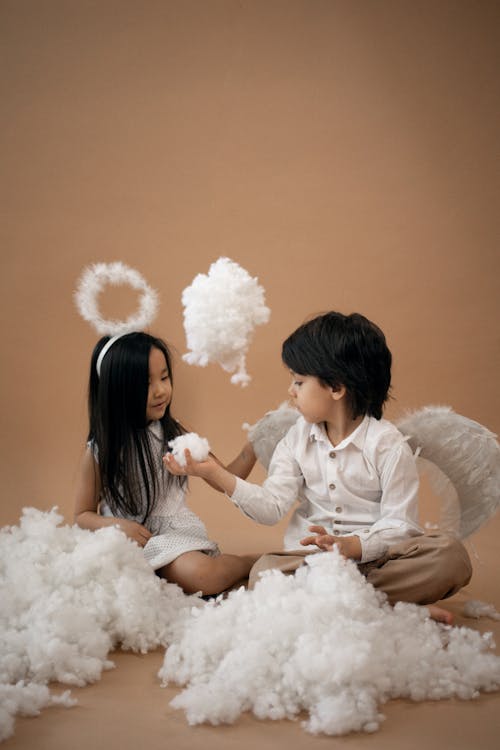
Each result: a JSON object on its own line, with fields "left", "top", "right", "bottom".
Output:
{"left": 330, "top": 384, "right": 346, "bottom": 401}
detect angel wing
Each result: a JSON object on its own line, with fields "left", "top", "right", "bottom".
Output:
{"left": 245, "top": 404, "right": 500, "bottom": 539}
{"left": 396, "top": 406, "right": 500, "bottom": 539}
{"left": 243, "top": 403, "right": 299, "bottom": 470}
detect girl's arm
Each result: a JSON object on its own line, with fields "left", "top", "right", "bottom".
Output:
{"left": 200, "top": 441, "right": 257, "bottom": 492}
{"left": 210, "top": 440, "right": 257, "bottom": 481}
{"left": 225, "top": 440, "right": 257, "bottom": 479}
{"left": 74, "top": 447, "right": 152, "bottom": 547}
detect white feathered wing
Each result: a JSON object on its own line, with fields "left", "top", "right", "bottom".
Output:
{"left": 396, "top": 406, "right": 500, "bottom": 539}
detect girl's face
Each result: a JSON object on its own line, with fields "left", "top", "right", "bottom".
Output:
{"left": 146, "top": 347, "right": 172, "bottom": 422}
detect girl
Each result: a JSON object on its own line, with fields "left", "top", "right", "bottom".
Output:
{"left": 74, "top": 331, "right": 257, "bottom": 595}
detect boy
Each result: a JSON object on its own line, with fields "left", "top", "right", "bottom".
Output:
{"left": 165, "top": 312, "right": 472, "bottom": 620}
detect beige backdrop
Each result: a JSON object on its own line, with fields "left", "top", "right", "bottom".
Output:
{"left": 1, "top": 1, "right": 499, "bottom": 563}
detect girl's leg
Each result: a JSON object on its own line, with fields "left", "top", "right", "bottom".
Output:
{"left": 158, "top": 551, "right": 258, "bottom": 595}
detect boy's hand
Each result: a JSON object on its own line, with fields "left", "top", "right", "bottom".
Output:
{"left": 300, "top": 525, "right": 362, "bottom": 561}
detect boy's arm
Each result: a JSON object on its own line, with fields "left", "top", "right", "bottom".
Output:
{"left": 164, "top": 451, "right": 237, "bottom": 495}
{"left": 298, "top": 435, "right": 421, "bottom": 563}
{"left": 164, "top": 436, "right": 300, "bottom": 526}
{"left": 197, "top": 441, "right": 256, "bottom": 492}
{"left": 355, "top": 437, "right": 421, "bottom": 563}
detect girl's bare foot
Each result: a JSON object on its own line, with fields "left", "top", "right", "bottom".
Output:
{"left": 426, "top": 604, "right": 454, "bottom": 625}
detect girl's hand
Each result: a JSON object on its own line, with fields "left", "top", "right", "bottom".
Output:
{"left": 115, "top": 519, "right": 152, "bottom": 547}
{"left": 163, "top": 449, "right": 216, "bottom": 479}
{"left": 300, "top": 525, "right": 361, "bottom": 560}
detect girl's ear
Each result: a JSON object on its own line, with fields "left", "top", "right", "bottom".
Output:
{"left": 330, "top": 384, "right": 347, "bottom": 401}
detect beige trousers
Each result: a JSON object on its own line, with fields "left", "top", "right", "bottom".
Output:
{"left": 247, "top": 534, "right": 472, "bottom": 605}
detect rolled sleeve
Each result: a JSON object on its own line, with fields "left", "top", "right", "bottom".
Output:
{"left": 229, "top": 434, "right": 302, "bottom": 525}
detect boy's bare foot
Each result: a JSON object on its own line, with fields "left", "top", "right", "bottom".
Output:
{"left": 426, "top": 604, "right": 454, "bottom": 625}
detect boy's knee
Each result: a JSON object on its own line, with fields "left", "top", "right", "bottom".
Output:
{"left": 368, "top": 533, "right": 472, "bottom": 605}
{"left": 426, "top": 534, "right": 472, "bottom": 597}
{"left": 248, "top": 551, "right": 309, "bottom": 589}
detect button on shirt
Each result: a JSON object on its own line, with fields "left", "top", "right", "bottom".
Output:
{"left": 230, "top": 415, "right": 423, "bottom": 563}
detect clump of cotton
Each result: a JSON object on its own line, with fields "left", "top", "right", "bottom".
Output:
{"left": 159, "top": 550, "right": 500, "bottom": 737}
{"left": 0, "top": 507, "right": 201, "bottom": 741}
{"left": 181, "top": 257, "right": 271, "bottom": 386}
{"left": 464, "top": 600, "right": 500, "bottom": 621}
{"left": 168, "top": 433, "right": 210, "bottom": 467}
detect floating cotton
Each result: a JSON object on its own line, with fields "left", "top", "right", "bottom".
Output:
{"left": 159, "top": 550, "right": 500, "bottom": 737}
{"left": 181, "top": 257, "right": 270, "bottom": 386}
{"left": 168, "top": 433, "right": 210, "bottom": 467}
{"left": 0, "top": 507, "right": 201, "bottom": 741}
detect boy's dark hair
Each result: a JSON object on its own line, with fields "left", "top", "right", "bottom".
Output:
{"left": 87, "top": 332, "right": 185, "bottom": 522}
{"left": 282, "top": 312, "right": 392, "bottom": 420}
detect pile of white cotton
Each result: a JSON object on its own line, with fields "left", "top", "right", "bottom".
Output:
{"left": 168, "top": 433, "right": 210, "bottom": 467}
{"left": 181, "top": 257, "right": 271, "bottom": 386}
{"left": 0, "top": 508, "right": 200, "bottom": 742}
{"left": 160, "top": 550, "right": 500, "bottom": 737}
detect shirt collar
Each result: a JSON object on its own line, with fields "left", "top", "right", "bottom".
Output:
{"left": 308, "top": 414, "right": 371, "bottom": 450}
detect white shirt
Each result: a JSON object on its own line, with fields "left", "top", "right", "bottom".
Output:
{"left": 231, "top": 415, "right": 423, "bottom": 563}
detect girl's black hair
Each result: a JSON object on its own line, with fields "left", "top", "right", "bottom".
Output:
{"left": 88, "top": 332, "right": 185, "bottom": 522}
{"left": 282, "top": 312, "right": 392, "bottom": 420}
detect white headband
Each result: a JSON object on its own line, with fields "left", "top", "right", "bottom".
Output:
{"left": 95, "top": 332, "right": 130, "bottom": 377}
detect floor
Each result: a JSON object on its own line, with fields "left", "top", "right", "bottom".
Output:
{"left": 5, "top": 514, "right": 500, "bottom": 750}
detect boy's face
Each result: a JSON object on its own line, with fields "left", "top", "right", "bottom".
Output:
{"left": 287, "top": 373, "right": 341, "bottom": 424}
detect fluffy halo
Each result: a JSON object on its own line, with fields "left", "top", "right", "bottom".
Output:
{"left": 74, "top": 262, "right": 159, "bottom": 335}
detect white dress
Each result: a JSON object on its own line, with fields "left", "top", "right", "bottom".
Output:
{"left": 95, "top": 421, "right": 220, "bottom": 570}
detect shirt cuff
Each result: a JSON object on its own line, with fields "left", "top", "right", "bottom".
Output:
{"left": 227, "top": 476, "right": 247, "bottom": 507}
{"left": 358, "top": 531, "right": 389, "bottom": 564}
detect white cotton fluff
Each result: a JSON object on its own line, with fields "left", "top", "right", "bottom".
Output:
{"left": 0, "top": 507, "right": 202, "bottom": 742}
{"left": 463, "top": 600, "right": 500, "bottom": 621}
{"left": 181, "top": 257, "right": 271, "bottom": 386}
{"left": 159, "top": 550, "right": 500, "bottom": 737}
{"left": 74, "top": 262, "right": 159, "bottom": 335}
{"left": 168, "top": 433, "right": 210, "bottom": 467}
